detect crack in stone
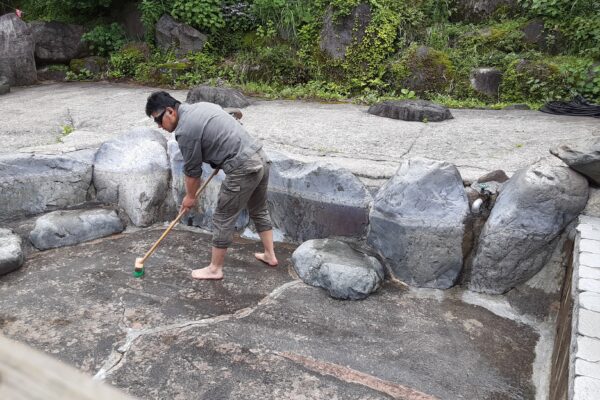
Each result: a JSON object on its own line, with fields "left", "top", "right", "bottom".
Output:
{"left": 93, "top": 280, "right": 302, "bottom": 381}
{"left": 398, "top": 137, "right": 419, "bottom": 160}
{"left": 275, "top": 351, "right": 439, "bottom": 400}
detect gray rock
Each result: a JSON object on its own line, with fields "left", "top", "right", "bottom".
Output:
{"left": 453, "top": 0, "right": 518, "bottom": 23}
{"left": 186, "top": 85, "right": 250, "bottom": 108}
{"left": 155, "top": 15, "right": 207, "bottom": 56}
{"left": 30, "top": 21, "right": 87, "bottom": 64}
{"left": 551, "top": 138, "right": 600, "bottom": 186}
{"left": 583, "top": 188, "right": 600, "bottom": 218}
{"left": 167, "top": 139, "right": 248, "bottom": 231}
{"left": 368, "top": 100, "right": 453, "bottom": 122}
{"left": 111, "top": 2, "right": 145, "bottom": 40}
{"left": 319, "top": 4, "right": 371, "bottom": 60}
{"left": 470, "top": 68, "right": 503, "bottom": 99}
{"left": 29, "top": 209, "right": 125, "bottom": 250}
{"left": 367, "top": 158, "right": 469, "bottom": 289}
{"left": 521, "top": 18, "right": 564, "bottom": 55}
{"left": 477, "top": 169, "right": 509, "bottom": 183}
{"left": 292, "top": 239, "right": 385, "bottom": 300}
{"left": 503, "top": 104, "right": 531, "bottom": 110}
{"left": 470, "top": 164, "right": 589, "bottom": 294}
{"left": 0, "top": 13, "right": 37, "bottom": 86}
{"left": 0, "top": 152, "right": 94, "bottom": 222}
{"left": 0, "top": 228, "right": 24, "bottom": 275}
{"left": 93, "top": 128, "right": 170, "bottom": 227}
{"left": 0, "top": 75, "right": 9, "bottom": 95}
{"left": 37, "top": 67, "right": 67, "bottom": 82}
{"left": 268, "top": 152, "right": 372, "bottom": 242}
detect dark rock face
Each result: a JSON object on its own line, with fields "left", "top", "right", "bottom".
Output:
{"left": 155, "top": 14, "right": 207, "bottom": 56}
{"left": 470, "top": 164, "right": 589, "bottom": 294}
{"left": 70, "top": 56, "right": 107, "bottom": 75}
{"left": 186, "top": 85, "right": 250, "bottom": 108}
{"left": 522, "top": 19, "right": 564, "bottom": 55}
{"left": 0, "top": 228, "right": 23, "bottom": 276}
{"left": 37, "top": 67, "right": 67, "bottom": 81}
{"left": 368, "top": 100, "right": 453, "bottom": 122}
{"left": 367, "top": 158, "right": 469, "bottom": 289}
{"left": 551, "top": 138, "right": 600, "bottom": 186}
{"left": 0, "top": 75, "right": 9, "bottom": 94}
{"left": 454, "top": 0, "right": 518, "bottom": 23}
{"left": 268, "top": 152, "right": 372, "bottom": 243}
{"left": 30, "top": 21, "right": 87, "bottom": 64}
{"left": 0, "top": 13, "right": 37, "bottom": 86}
{"left": 470, "top": 68, "right": 503, "bottom": 99}
{"left": 292, "top": 239, "right": 385, "bottom": 300}
{"left": 93, "top": 128, "right": 170, "bottom": 227}
{"left": 0, "top": 151, "right": 94, "bottom": 222}
{"left": 111, "top": 2, "right": 145, "bottom": 40}
{"left": 319, "top": 3, "right": 371, "bottom": 60}
{"left": 29, "top": 209, "right": 125, "bottom": 250}
{"left": 503, "top": 104, "right": 531, "bottom": 110}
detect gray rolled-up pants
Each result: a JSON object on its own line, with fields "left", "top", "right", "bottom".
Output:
{"left": 212, "top": 149, "right": 272, "bottom": 248}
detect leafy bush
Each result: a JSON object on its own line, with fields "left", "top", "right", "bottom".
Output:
{"left": 232, "top": 44, "right": 309, "bottom": 85}
{"left": 82, "top": 23, "right": 126, "bottom": 57}
{"left": 109, "top": 43, "right": 149, "bottom": 78}
{"left": 171, "top": 0, "right": 224, "bottom": 32}
{"left": 252, "top": 0, "right": 314, "bottom": 41}
{"left": 139, "top": 0, "right": 170, "bottom": 43}
{"left": 16, "top": 0, "right": 115, "bottom": 22}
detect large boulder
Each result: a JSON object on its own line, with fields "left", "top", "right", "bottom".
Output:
{"left": 186, "top": 86, "right": 250, "bottom": 108}
{"left": 0, "top": 13, "right": 37, "bottom": 86}
{"left": 319, "top": 3, "right": 371, "bottom": 60}
{"left": 551, "top": 139, "right": 600, "bottom": 186}
{"left": 30, "top": 21, "right": 87, "bottom": 64}
{"left": 398, "top": 46, "right": 454, "bottom": 95}
{"left": 155, "top": 15, "right": 207, "bottom": 56}
{"left": 0, "top": 151, "right": 94, "bottom": 222}
{"left": 0, "top": 228, "right": 24, "bottom": 276}
{"left": 470, "top": 164, "right": 589, "bottom": 294}
{"left": 367, "top": 158, "right": 470, "bottom": 289}
{"left": 521, "top": 19, "right": 564, "bottom": 55}
{"left": 167, "top": 140, "right": 248, "bottom": 231}
{"left": 368, "top": 100, "right": 453, "bottom": 122}
{"left": 470, "top": 68, "right": 503, "bottom": 99}
{"left": 292, "top": 239, "right": 385, "bottom": 300}
{"left": 93, "top": 128, "right": 170, "bottom": 227}
{"left": 29, "top": 209, "right": 125, "bottom": 250}
{"left": 268, "top": 152, "right": 372, "bottom": 242}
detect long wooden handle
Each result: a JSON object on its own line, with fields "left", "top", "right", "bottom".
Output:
{"left": 139, "top": 168, "right": 219, "bottom": 264}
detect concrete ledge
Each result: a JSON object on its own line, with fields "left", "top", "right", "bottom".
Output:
{"left": 571, "top": 216, "right": 600, "bottom": 400}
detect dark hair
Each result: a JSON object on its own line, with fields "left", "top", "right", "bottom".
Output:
{"left": 145, "top": 91, "right": 181, "bottom": 117}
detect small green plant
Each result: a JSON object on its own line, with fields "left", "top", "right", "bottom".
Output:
{"left": 61, "top": 124, "right": 75, "bottom": 135}
{"left": 65, "top": 68, "right": 94, "bottom": 81}
{"left": 139, "top": 0, "right": 170, "bottom": 43}
{"left": 82, "top": 23, "right": 126, "bottom": 57}
{"left": 109, "top": 43, "right": 148, "bottom": 78}
{"left": 171, "top": 0, "right": 225, "bottom": 32}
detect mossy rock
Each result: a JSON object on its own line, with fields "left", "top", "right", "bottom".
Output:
{"left": 70, "top": 56, "right": 107, "bottom": 74}
{"left": 501, "top": 59, "right": 564, "bottom": 102}
{"left": 386, "top": 46, "right": 455, "bottom": 95}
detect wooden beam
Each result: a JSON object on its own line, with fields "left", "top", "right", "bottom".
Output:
{"left": 0, "top": 335, "right": 135, "bottom": 400}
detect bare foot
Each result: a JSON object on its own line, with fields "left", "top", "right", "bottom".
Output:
{"left": 254, "top": 252, "right": 278, "bottom": 267}
{"left": 191, "top": 266, "right": 223, "bottom": 280}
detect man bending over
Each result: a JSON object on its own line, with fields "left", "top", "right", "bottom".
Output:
{"left": 145, "top": 91, "right": 277, "bottom": 280}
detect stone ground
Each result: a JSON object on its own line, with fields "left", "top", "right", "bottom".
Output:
{"left": 1, "top": 81, "right": 590, "bottom": 398}
{"left": 2, "top": 82, "right": 598, "bottom": 186}
{"left": 1, "top": 225, "right": 542, "bottom": 400}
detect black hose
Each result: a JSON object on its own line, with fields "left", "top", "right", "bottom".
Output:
{"left": 540, "top": 95, "right": 600, "bottom": 118}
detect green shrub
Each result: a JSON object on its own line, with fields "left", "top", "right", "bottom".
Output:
{"left": 171, "top": 0, "right": 224, "bottom": 32}
{"left": 251, "top": 0, "right": 314, "bottom": 42}
{"left": 109, "top": 43, "right": 148, "bottom": 78}
{"left": 82, "top": 23, "right": 126, "bottom": 57}
{"left": 16, "top": 0, "right": 116, "bottom": 22}
{"left": 385, "top": 45, "right": 455, "bottom": 96}
{"left": 139, "top": 0, "right": 170, "bottom": 43}
{"left": 232, "top": 44, "right": 309, "bottom": 85}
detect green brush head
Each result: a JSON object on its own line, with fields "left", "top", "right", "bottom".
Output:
{"left": 133, "top": 268, "right": 144, "bottom": 278}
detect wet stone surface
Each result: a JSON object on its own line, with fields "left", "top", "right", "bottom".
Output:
{"left": 0, "top": 228, "right": 539, "bottom": 399}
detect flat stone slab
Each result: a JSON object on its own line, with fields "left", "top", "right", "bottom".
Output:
{"left": 2, "top": 83, "right": 599, "bottom": 186}
{"left": 0, "top": 226, "right": 541, "bottom": 399}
